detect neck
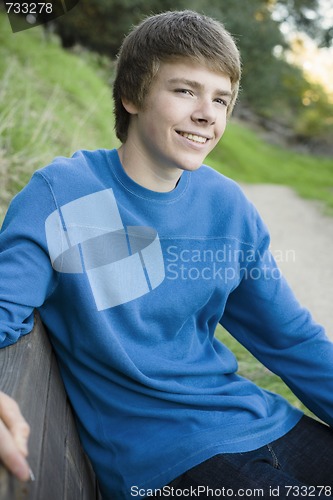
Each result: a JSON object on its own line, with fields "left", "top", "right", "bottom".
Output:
{"left": 117, "top": 144, "right": 182, "bottom": 193}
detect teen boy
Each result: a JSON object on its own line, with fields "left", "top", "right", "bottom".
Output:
{"left": 1, "top": 10, "right": 333, "bottom": 499}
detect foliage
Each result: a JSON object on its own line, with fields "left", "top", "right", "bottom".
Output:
{"left": 210, "top": 0, "right": 302, "bottom": 115}
{"left": 195, "top": 0, "right": 333, "bottom": 133}
{"left": 294, "top": 84, "right": 333, "bottom": 139}
{"left": 271, "top": 0, "right": 333, "bottom": 47}
{"left": 51, "top": 0, "right": 332, "bottom": 54}
{"left": 51, "top": 0, "right": 188, "bottom": 55}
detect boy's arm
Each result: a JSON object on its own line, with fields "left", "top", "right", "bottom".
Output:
{"left": 0, "top": 174, "right": 57, "bottom": 478}
{"left": 0, "top": 391, "right": 31, "bottom": 481}
{"left": 0, "top": 172, "right": 58, "bottom": 347}
{"left": 221, "top": 229, "right": 333, "bottom": 426}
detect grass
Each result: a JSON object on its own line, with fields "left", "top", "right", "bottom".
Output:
{"left": 0, "top": 10, "right": 331, "bottom": 417}
{"left": 208, "top": 121, "right": 333, "bottom": 215}
{"left": 0, "top": 11, "right": 119, "bottom": 220}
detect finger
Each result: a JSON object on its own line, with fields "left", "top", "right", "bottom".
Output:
{"left": 0, "top": 393, "right": 30, "bottom": 456}
{"left": 12, "top": 420, "right": 30, "bottom": 457}
{"left": 0, "top": 418, "right": 31, "bottom": 481}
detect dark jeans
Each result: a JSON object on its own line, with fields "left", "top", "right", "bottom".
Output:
{"left": 154, "top": 416, "right": 333, "bottom": 498}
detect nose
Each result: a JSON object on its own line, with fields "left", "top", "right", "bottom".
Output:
{"left": 191, "top": 99, "right": 216, "bottom": 125}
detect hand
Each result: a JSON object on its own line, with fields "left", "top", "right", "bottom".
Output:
{"left": 0, "top": 391, "right": 31, "bottom": 481}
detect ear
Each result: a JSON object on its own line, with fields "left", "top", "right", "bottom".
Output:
{"left": 121, "top": 97, "right": 139, "bottom": 115}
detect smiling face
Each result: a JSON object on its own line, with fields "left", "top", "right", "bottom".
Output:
{"left": 119, "top": 59, "right": 232, "bottom": 191}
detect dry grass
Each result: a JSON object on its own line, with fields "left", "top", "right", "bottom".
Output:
{"left": 0, "top": 71, "right": 53, "bottom": 222}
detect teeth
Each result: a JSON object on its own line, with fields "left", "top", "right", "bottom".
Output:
{"left": 179, "top": 132, "right": 207, "bottom": 144}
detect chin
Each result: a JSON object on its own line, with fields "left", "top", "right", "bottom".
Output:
{"left": 179, "top": 159, "right": 205, "bottom": 172}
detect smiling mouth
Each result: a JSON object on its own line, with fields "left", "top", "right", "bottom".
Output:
{"left": 177, "top": 131, "right": 210, "bottom": 144}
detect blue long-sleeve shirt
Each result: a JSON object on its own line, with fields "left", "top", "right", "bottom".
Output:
{"left": 1, "top": 149, "right": 332, "bottom": 499}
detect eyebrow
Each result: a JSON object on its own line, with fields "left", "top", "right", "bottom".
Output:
{"left": 167, "top": 78, "right": 232, "bottom": 98}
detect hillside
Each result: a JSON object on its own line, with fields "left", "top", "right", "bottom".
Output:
{"left": 1, "top": 10, "right": 332, "bottom": 223}
{"left": 0, "top": 11, "right": 119, "bottom": 220}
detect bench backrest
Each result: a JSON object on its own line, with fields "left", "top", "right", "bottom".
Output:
{"left": 0, "top": 313, "right": 101, "bottom": 499}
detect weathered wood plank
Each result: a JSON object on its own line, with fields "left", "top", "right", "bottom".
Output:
{"left": 0, "top": 313, "right": 100, "bottom": 499}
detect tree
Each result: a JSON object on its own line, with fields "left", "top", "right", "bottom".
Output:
{"left": 51, "top": 0, "right": 191, "bottom": 56}
{"left": 269, "top": 0, "right": 333, "bottom": 47}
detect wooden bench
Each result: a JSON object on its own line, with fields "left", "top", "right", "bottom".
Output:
{"left": 0, "top": 313, "right": 101, "bottom": 499}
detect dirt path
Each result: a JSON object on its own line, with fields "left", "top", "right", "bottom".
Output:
{"left": 241, "top": 184, "right": 333, "bottom": 339}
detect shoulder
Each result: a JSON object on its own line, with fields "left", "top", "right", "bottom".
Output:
{"left": 30, "top": 148, "right": 117, "bottom": 209}
{"left": 191, "top": 163, "right": 269, "bottom": 246}
{"left": 4, "top": 149, "right": 115, "bottom": 224}
{"left": 36, "top": 149, "right": 110, "bottom": 184}
{"left": 195, "top": 164, "right": 248, "bottom": 200}
{"left": 192, "top": 163, "right": 253, "bottom": 212}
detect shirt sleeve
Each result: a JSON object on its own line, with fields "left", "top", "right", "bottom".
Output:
{"left": 0, "top": 172, "right": 58, "bottom": 347}
{"left": 221, "top": 213, "right": 333, "bottom": 427}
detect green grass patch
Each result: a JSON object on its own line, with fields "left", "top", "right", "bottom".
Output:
{"left": 208, "top": 121, "right": 333, "bottom": 214}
